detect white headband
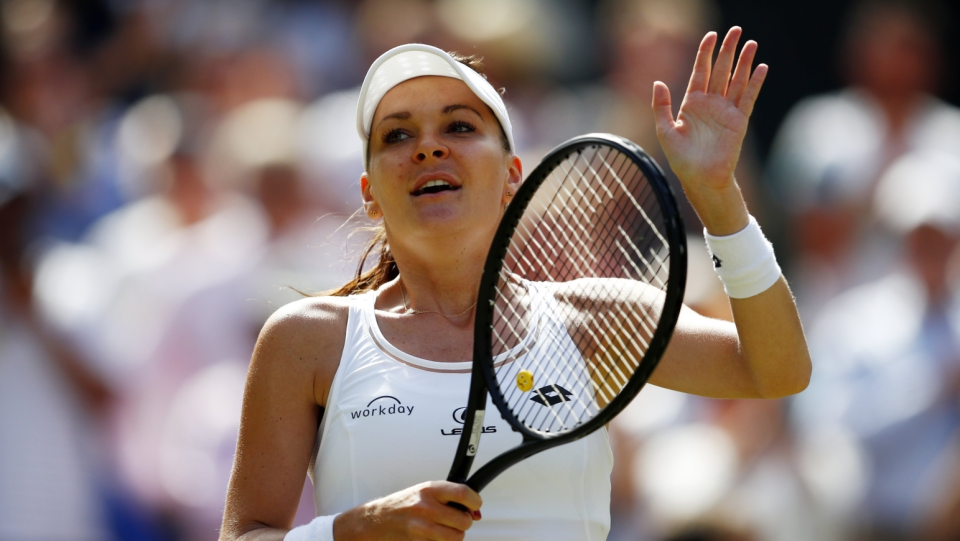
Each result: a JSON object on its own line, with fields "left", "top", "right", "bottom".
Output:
{"left": 356, "top": 43, "right": 515, "bottom": 166}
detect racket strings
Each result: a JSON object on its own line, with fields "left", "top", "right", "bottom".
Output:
{"left": 490, "top": 144, "right": 671, "bottom": 435}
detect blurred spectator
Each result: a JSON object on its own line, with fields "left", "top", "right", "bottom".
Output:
{"left": 0, "top": 159, "right": 113, "bottom": 539}
{"left": 140, "top": 0, "right": 360, "bottom": 97}
{"left": 767, "top": 2, "right": 960, "bottom": 539}
{"left": 1, "top": 0, "right": 128, "bottom": 242}
{"left": 703, "top": 399, "right": 858, "bottom": 541}
{"left": 31, "top": 92, "right": 270, "bottom": 539}
{"left": 613, "top": 390, "right": 863, "bottom": 541}
{"left": 794, "top": 151, "right": 960, "bottom": 540}
{"left": 101, "top": 148, "right": 267, "bottom": 539}
{"left": 206, "top": 96, "right": 357, "bottom": 323}
{"left": 356, "top": 0, "right": 437, "bottom": 58}
{"left": 766, "top": 0, "right": 960, "bottom": 318}
{"left": 297, "top": 89, "right": 366, "bottom": 211}
{"left": 920, "top": 441, "right": 960, "bottom": 540}
{"left": 33, "top": 90, "right": 358, "bottom": 538}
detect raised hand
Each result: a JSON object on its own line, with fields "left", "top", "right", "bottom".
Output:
{"left": 652, "top": 27, "right": 767, "bottom": 235}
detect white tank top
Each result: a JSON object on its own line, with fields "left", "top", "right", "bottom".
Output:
{"left": 310, "top": 281, "right": 613, "bottom": 540}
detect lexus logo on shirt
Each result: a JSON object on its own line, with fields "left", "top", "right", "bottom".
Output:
{"left": 441, "top": 407, "right": 497, "bottom": 436}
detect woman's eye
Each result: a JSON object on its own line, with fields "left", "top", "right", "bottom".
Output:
{"left": 449, "top": 120, "right": 476, "bottom": 133}
{"left": 381, "top": 128, "right": 408, "bottom": 144}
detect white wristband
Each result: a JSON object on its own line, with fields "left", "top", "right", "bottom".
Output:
{"left": 284, "top": 514, "right": 339, "bottom": 541}
{"left": 703, "top": 215, "right": 781, "bottom": 299}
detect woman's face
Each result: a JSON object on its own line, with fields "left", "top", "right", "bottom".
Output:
{"left": 363, "top": 76, "right": 521, "bottom": 247}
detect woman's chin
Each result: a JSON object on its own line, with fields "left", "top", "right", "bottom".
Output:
{"left": 407, "top": 211, "right": 495, "bottom": 241}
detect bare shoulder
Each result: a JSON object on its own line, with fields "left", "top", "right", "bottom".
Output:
{"left": 252, "top": 295, "right": 353, "bottom": 407}
{"left": 258, "top": 295, "right": 352, "bottom": 346}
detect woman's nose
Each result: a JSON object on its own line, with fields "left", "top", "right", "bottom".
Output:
{"left": 414, "top": 139, "right": 449, "bottom": 163}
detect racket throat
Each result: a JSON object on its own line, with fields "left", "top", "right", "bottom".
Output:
{"left": 466, "top": 409, "right": 485, "bottom": 456}
{"left": 447, "top": 402, "right": 488, "bottom": 484}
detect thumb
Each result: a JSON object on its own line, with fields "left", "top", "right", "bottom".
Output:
{"left": 651, "top": 81, "right": 675, "bottom": 137}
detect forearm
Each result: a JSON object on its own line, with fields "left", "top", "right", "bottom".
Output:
{"left": 690, "top": 179, "right": 749, "bottom": 237}
{"left": 704, "top": 209, "right": 812, "bottom": 398}
{"left": 729, "top": 276, "right": 811, "bottom": 398}
{"left": 674, "top": 148, "right": 811, "bottom": 398}
{"left": 652, "top": 217, "right": 812, "bottom": 399}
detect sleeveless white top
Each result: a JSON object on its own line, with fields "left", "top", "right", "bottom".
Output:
{"left": 310, "top": 282, "right": 613, "bottom": 540}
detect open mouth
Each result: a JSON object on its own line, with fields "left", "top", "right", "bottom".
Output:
{"left": 412, "top": 179, "right": 460, "bottom": 196}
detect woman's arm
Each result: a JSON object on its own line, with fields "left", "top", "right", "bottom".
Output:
{"left": 220, "top": 298, "right": 346, "bottom": 540}
{"left": 647, "top": 28, "right": 811, "bottom": 398}
{"left": 650, "top": 281, "right": 810, "bottom": 399}
{"left": 220, "top": 297, "right": 482, "bottom": 541}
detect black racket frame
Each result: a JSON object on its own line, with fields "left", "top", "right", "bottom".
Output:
{"left": 447, "top": 133, "right": 688, "bottom": 492}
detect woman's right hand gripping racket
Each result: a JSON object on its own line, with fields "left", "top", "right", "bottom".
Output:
{"left": 446, "top": 133, "right": 688, "bottom": 501}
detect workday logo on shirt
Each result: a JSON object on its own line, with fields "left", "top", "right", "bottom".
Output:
{"left": 350, "top": 395, "right": 415, "bottom": 420}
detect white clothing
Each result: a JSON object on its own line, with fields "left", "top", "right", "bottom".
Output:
{"left": 765, "top": 89, "right": 960, "bottom": 321}
{"left": 311, "top": 283, "right": 614, "bottom": 540}
{"left": 31, "top": 192, "right": 271, "bottom": 539}
{"left": 768, "top": 89, "right": 960, "bottom": 210}
{"left": 0, "top": 305, "right": 107, "bottom": 540}
{"left": 794, "top": 269, "right": 960, "bottom": 527}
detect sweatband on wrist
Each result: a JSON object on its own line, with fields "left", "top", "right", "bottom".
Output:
{"left": 703, "top": 215, "right": 781, "bottom": 299}
{"left": 284, "top": 514, "right": 339, "bottom": 541}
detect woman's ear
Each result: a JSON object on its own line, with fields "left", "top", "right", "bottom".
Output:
{"left": 360, "top": 174, "right": 381, "bottom": 219}
{"left": 503, "top": 155, "right": 523, "bottom": 204}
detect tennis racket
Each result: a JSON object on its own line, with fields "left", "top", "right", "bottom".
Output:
{"left": 446, "top": 133, "right": 687, "bottom": 499}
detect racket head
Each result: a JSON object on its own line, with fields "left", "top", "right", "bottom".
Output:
{"left": 474, "top": 133, "right": 687, "bottom": 442}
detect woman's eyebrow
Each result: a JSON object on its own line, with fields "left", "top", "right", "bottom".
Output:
{"left": 442, "top": 104, "right": 483, "bottom": 118}
{"left": 375, "top": 111, "right": 411, "bottom": 130}
{"left": 374, "top": 105, "right": 482, "bottom": 131}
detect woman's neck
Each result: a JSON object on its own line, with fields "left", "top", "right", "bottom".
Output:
{"left": 387, "top": 233, "right": 489, "bottom": 317}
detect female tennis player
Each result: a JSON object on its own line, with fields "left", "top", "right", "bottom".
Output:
{"left": 220, "top": 27, "right": 810, "bottom": 541}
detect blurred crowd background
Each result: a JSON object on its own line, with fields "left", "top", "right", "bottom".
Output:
{"left": 2, "top": 0, "right": 960, "bottom": 540}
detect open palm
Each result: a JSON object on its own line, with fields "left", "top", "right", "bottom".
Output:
{"left": 653, "top": 28, "right": 767, "bottom": 198}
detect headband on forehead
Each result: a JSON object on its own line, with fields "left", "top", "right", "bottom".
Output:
{"left": 356, "top": 43, "right": 515, "bottom": 165}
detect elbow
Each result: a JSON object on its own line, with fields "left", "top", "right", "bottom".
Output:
{"left": 218, "top": 521, "right": 270, "bottom": 541}
{"left": 753, "top": 351, "right": 812, "bottom": 399}
{"left": 767, "top": 367, "right": 811, "bottom": 399}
